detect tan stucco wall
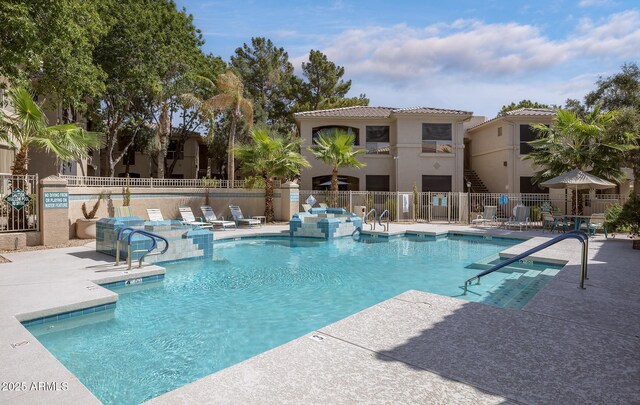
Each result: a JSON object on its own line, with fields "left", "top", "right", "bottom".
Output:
{"left": 468, "top": 116, "right": 553, "bottom": 193}
{"left": 67, "top": 187, "right": 276, "bottom": 238}
{"left": 298, "top": 117, "right": 394, "bottom": 190}
{"left": 297, "top": 114, "right": 468, "bottom": 192}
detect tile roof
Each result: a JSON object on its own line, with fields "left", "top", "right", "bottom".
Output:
{"left": 392, "top": 106, "right": 472, "bottom": 115}
{"left": 504, "top": 108, "right": 556, "bottom": 117}
{"left": 294, "top": 106, "right": 472, "bottom": 118}
{"left": 468, "top": 107, "right": 556, "bottom": 131}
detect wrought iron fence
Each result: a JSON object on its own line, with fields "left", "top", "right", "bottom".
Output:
{"left": 299, "top": 190, "right": 465, "bottom": 223}
{"left": 60, "top": 175, "right": 280, "bottom": 189}
{"left": 1, "top": 174, "right": 39, "bottom": 233}
{"left": 299, "top": 190, "right": 628, "bottom": 225}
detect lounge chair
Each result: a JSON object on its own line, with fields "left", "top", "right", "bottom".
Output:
{"left": 584, "top": 213, "right": 608, "bottom": 238}
{"left": 115, "top": 206, "right": 134, "bottom": 217}
{"left": 200, "top": 206, "right": 237, "bottom": 230}
{"left": 505, "top": 206, "right": 530, "bottom": 231}
{"left": 229, "top": 204, "right": 261, "bottom": 228}
{"left": 178, "top": 206, "right": 213, "bottom": 229}
{"left": 301, "top": 203, "right": 312, "bottom": 212}
{"left": 318, "top": 202, "right": 328, "bottom": 208}
{"left": 471, "top": 206, "right": 496, "bottom": 226}
{"left": 146, "top": 208, "right": 164, "bottom": 222}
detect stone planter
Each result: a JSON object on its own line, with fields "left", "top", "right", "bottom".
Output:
{"left": 76, "top": 218, "right": 98, "bottom": 239}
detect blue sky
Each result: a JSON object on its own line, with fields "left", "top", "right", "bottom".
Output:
{"left": 175, "top": 0, "right": 640, "bottom": 117}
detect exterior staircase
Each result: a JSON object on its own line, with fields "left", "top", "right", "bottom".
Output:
{"left": 464, "top": 169, "right": 489, "bottom": 193}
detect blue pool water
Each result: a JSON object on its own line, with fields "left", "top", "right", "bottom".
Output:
{"left": 27, "top": 235, "right": 563, "bottom": 404}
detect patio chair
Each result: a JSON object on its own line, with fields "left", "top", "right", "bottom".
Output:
{"left": 541, "top": 212, "right": 559, "bottom": 233}
{"left": 471, "top": 205, "right": 496, "bottom": 226}
{"left": 228, "top": 204, "right": 261, "bottom": 228}
{"left": 301, "top": 203, "right": 312, "bottom": 212}
{"left": 584, "top": 213, "right": 608, "bottom": 238}
{"left": 178, "top": 206, "right": 213, "bottom": 229}
{"left": 146, "top": 208, "right": 164, "bottom": 222}
{"left": 115, "top": 206, "right": 134, "bottom": 217}
{"left": 200, "top": 206, "right": 237, "bottom": 230}
{"left": 505, "top": 206, "right": 530, "bottom": 231}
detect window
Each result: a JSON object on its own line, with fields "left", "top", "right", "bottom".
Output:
{"left": 498, "top": 127, "right": 502, "bottom": 137}
{"left": 312, "top": 126, "right": 359, "bottom": 145}
{"left": 167, "top": 140, "right": 183, "bottom": 160}
{"left": 365, "top": 126, "right": 390, "bottom": 154}
{"left": 519, "top": 177, "right": 548, "bottom": 193}
{"left": 366, "top": 175, "right": 390, "bottom": 191}
{"left": 422, "top": 175, "right": 452, "bottom": 192}
{"left": 422, "top": 123, "right": 452, "bottom": 153}
{"left": 519, "top": 125, "right": 537, "bottom": 155}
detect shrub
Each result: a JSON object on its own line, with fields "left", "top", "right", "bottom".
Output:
{"left": 614, "top": 193, "right": 640, "bottom": 244}
{"left": 383, "top": 198, "right": 397, "bottom": 221}
{"left": 604, "top": 203, "right": 624, "bottom": 232}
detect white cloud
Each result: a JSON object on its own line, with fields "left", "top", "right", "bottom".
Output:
{"left": 578, "top": 0, "right": 614, "bottom": 8}
{"left": 289, "top": 10, "right": 640, "bottom": 117}
{"left": 299, "top": 10, "right": 639, "bottom": 84}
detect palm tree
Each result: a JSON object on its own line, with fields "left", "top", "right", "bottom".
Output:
{"left": 526, "top": 107, "right": 637, "bottom": 212}
{"left": 0, "top": 87, "right": 103, "bottom": 176}
{"left": 203, "top": 71, "right": 253, "bottom": 186}
{"left": 234, "top": 127, "right": 309, "bottom": 222}
{"left": 308, "top": 128, "right": 365, "bottom": 206}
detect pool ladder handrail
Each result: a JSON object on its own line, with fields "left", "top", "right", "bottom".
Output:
{"left": 378, "top": 209, "right": 390, "bottom": 232}
{"left": 364, "top": 209, "right": 377, "bottom": 230}
{"left": 463, "top": 230, "right": 589, "bottom": 295}
{"left": 115, "top": 227, "right": 170, "bottom": 270}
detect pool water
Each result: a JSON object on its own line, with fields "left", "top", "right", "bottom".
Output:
{"left": 27, "top": 235, "right": 563, "bottom": 404}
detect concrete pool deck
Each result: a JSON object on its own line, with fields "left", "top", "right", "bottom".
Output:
{"left": 1, "top": 224, "right": 639, "bottom": 404}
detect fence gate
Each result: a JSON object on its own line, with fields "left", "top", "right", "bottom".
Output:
{"left": 0, "top": 174, "right": 39, "bottom": 232}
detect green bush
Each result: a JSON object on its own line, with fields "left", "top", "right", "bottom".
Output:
{"left": 613, "top": 193, "right": 640, "bottom": 240}
{"left": 605, "top": 203, "right": 624, "bottom": 232}
{"left": 530, "top": 206, "right": 542, "bottom": 222}
{"left": 383, "top": 198, "right": 397, "bottom": 221}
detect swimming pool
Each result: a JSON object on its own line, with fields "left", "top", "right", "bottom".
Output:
{"left": 27, "top": 234, "right": 563, "bottom": 404}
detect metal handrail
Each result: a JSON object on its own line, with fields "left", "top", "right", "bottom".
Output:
{"left": 364, "top": 209, "right": 377, "bottom": 230}
{"left": 378, "top": 209, "right": 390, "bottom": 232}
{"left": 463, "top": 230, "right": 589, "bottom": 295}
{"left": 115, "top": 227, "right": 169, "bottom": 269}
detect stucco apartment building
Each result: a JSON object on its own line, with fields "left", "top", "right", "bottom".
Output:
{"left": 466, "top": 108, "right": 555, "bottom": 194}
{"left": 295, "top": 106, "right": 482, "bottom": 193}
{"left": 112, "top": 132, "right": 207, "bottom": 179}
{"left": 295, "top": 105, "right": 633, "bottom": 195}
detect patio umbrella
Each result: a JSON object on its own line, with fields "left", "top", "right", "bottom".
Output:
{"left": 540, "top": 168, "right": 616, "bottom": 213}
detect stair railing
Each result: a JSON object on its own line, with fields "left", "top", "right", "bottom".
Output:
{"left": 364, "top": 209, "right": 377, "bottom": 230}
{"left": 463, "top": 230, "right": 589, "bottom": 295}
{"left": 115, "top": 227, "right": 170, "bottom": 270}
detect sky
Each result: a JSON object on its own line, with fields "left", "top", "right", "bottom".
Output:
{"left": 174, "top": 0, "right": 640, "bottom": 118}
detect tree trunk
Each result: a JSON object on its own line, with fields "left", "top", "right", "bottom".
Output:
{"left": 227, "top": 110, "right": 238, "bottom": 188}
{"left": 330, "top": 165, "right": 338, "bottom": 207}
{"left": 264, "top": 175, "right": 274, "bottom": 222}
{"left": 156, "top": 103, "right": 170, "bottom": 179}
{"left": 11, "top": 145, "right": 29, "bottom": 176}
{"left": 10, "top": 146, "right": 29, "bottom": 230}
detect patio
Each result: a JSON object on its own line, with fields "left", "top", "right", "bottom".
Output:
{"left": 0, "top": 224, "right": 638, "bottom": 404}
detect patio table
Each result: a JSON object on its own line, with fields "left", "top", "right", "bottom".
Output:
{"left": 562, "top": 214, "right": 592, "bottom": 231}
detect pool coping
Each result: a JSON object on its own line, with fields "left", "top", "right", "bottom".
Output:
{"left": 1, "top": 224, "right": 638, "bottom": 404}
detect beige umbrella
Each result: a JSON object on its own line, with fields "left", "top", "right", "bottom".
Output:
{"left": 540, "top": 168, "right": 616, "bottom": 213}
